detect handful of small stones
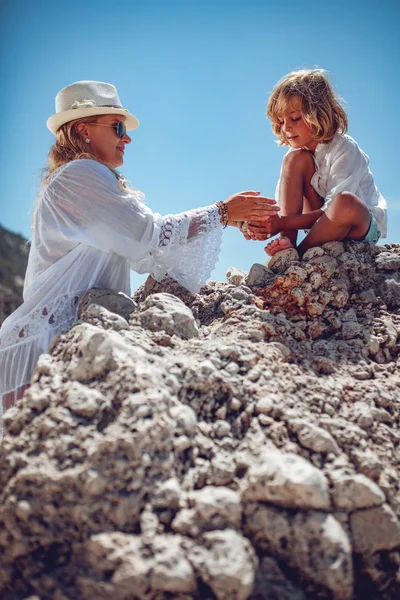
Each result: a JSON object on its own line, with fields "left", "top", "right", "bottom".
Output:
{"left": 236, "top": 221, "right": 270, "bottom": 239}
{"left": 236, "top": 221, "right": 249, "bottom": 235}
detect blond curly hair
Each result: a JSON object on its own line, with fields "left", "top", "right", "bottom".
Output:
{"left": 267, "top": 69, "right": 348, "bottom": 146}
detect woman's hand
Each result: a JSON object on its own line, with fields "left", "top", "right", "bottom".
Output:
{"left": 246, "top": 215, "right": 283, "bottom": 240}
{"left": 224, "top": 190, "right": 280, "bottom": 224}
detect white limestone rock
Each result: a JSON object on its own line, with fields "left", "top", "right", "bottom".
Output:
{"left": 350, "top": 503, "right": 400, "bottom": 554}
{"left": 267, "top": 248, "right": 300, "bottom": 273}
{"left": 186, "top": 529, "right": 257, "bottom": 600}
{"left": 85, "top": 532, "right": 197, "bottom": 596}
{"left": 291, "top": 511, "right": 353, "bottom": 600}
{"left": 302, "top": 246, "right": 325, "bottom": 261}
{"left": 64, "top": 381, "right": 108, "bottom": 418}
{"left": 290, "top": 420, "right": 340, "bottom": 454}
{"left": 375, "top": 251, "right": 400, "bottom": 271}
{"left": 170, "top": 404, "right": 198, "bottom": 435}
{"left": 244, "top": 504, "right": 353, "bottom": 600}
{"left": 138, "top": 292, "right": 199, "bottom": 339}
{"left": 226, "top": 266, "right": 247, "bottom": 286}
{"left": 187, "top": 486, "right": 242, "bottom": 529}
{"left": 242, "top": 450, "right": 330, "bottom": 510}
{"left": 80, "top": 303, "right": 130, "bottom": 331}
{"left": 246, "top": 263, "right": 275, "bottom": 287}
{"left": 152, "top": 477, "right": 182, "bottom": 511}
{"left": 79, "top": 288, "right": 136, "bottom": 319}
{"left": 67, "top": 323, "right": 145, "bottom": 380}
{"left": 255, "top": 396, "right": 274, "bottom": 415}
{"left": 330, "top": 472, "right": 385, "bottom": 511}
{"left": 322, "top": 240, "right": 345, "bottom": 257}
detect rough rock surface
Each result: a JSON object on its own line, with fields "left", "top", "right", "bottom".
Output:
{"left": 1, "top": 240, "right": 400, "bottom": 600}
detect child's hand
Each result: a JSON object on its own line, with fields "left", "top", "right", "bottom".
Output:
{"left": 246, "top": 215, "right": 283, "bottom": 240}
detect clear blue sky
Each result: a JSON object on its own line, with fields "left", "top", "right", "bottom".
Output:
{"left": 0, "top": 0, "right": 398, "bottom": 291}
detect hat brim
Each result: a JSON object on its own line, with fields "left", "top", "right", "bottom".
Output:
{"left": 47, "top": 107, "right": 139, "bottom": 134}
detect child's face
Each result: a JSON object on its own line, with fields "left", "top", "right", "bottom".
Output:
{"left": 277, "top": 96, "right": 318, "bottom": 151}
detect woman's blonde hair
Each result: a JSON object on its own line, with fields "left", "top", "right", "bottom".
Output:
{"left": 267, "top": 69, "right": 348, "bottom": 146}
{"left": 44, "top": 115, "right": 118, "bottom": 180}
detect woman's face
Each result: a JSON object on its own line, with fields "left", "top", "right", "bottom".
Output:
{"left": 84, "top": 114, "right": 131, "bottom": 167}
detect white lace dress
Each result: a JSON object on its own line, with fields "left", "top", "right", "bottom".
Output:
{"left": 0, "top": 159, "right": 222, "bottom": 424}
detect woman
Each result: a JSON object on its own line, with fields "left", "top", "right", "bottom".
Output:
{"left": 0, "top": 80, "right": 278, "bottom": 419}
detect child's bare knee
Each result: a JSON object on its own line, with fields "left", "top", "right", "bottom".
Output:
{"left": 282, "top": 149, "right": 314, "bottom": 173}
{"left": 330, "top": 192, "right": 368, "bottom": 219}
{"left": 333, "top": 192, "right": 361, "bottom": 209}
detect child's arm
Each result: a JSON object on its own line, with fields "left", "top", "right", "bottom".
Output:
{"left": 247, "top": 209, "right": 324, "bottom": 240}
{"left": 279, "top": 210, "right": 324, "bottom": 231}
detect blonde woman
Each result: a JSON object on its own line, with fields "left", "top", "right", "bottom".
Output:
{"left": 246, "top": 69, "right": 387, "bottom": 256}
{"left": 0, "top": 80, "right": 278, "bottom": 418}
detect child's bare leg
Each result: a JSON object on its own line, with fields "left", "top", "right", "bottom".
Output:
{"left": 266, "top": 149, "right": 323, "bottom": 255}
{"left": 298, "top": 192, "right": 371, "bottom": 255}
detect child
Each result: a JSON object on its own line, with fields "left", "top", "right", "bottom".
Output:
{"left": 246, "top": 69, "right": 387, "bottom": 256}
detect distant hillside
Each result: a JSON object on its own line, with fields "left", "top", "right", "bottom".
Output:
{"left": 0, "top": 224, "right": 30, "bottom": 326}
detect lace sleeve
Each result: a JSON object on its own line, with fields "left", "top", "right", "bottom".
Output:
{"left": 46, "top": 160, "right": 223, "bottom": 294}
{"left": 149, "top": 204, "right": 223, "bottom": 294}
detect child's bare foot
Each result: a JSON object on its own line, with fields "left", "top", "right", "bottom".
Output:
{"left": 264, "top": 236, "right": 293, "bottom": 256}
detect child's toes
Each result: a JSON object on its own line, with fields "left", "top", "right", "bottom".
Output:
{"left": 264, "top": 239, "right": 279, "bottom": 256}
{"left": 264, "top": 236, "right": 293, "bottom": 256}
{"left": 276, "top": 236, "right": 293, "bottom": 251}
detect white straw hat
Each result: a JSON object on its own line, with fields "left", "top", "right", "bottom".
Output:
{"left": 47, "top": 80, "right": 139, "bottom": 134}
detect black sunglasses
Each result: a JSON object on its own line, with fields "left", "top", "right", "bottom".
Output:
{"left": 90, "top": 121, "right": 127, "bottom": 138}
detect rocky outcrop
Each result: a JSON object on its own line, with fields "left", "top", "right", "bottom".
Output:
{"left": 0, "top": 241, "right": 399, "bottom": 600}
{"left": 0, "top": 224, "right": 29, "bottom": 326}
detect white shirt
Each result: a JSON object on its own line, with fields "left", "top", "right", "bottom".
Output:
{"left": 0, "top": 159, "right": 222, "bottom": 407}
{"left": 276, "top": 134, "right": 387, "bottom": 236}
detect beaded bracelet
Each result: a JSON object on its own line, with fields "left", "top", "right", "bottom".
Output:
{"left": 215, "top": 201, "right": 229, "bottom": 228}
